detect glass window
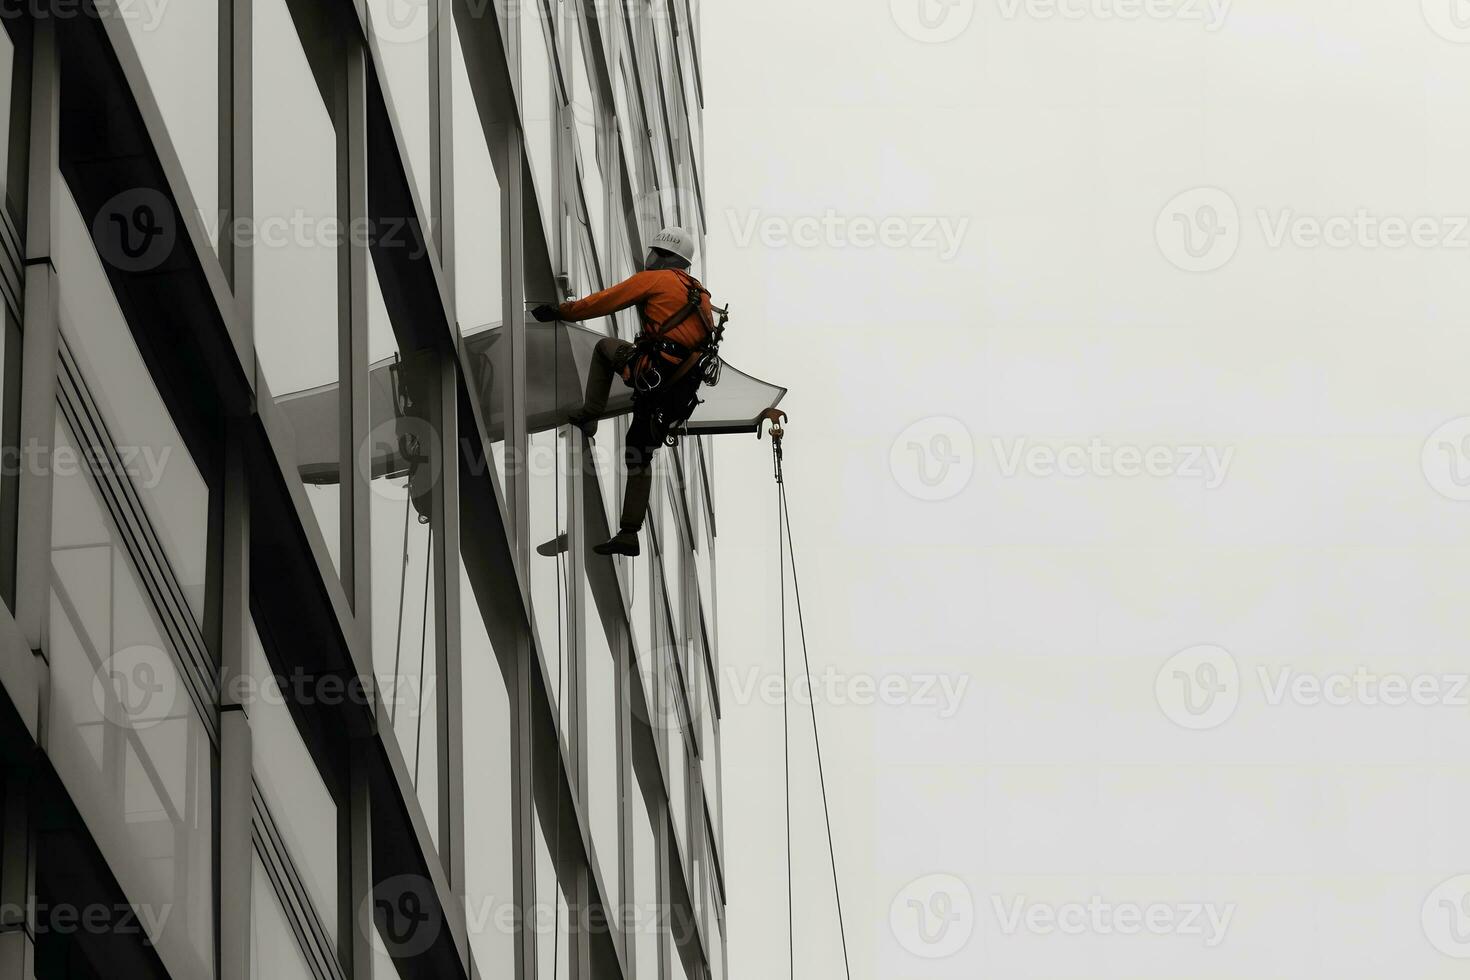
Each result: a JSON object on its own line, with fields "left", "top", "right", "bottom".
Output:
{"left": 677, "top": 26, "right": 702, "bottom": 181}
{"left": 251, "top": 852, "right": 318, "bottom": 980}
{"left": 520, "top": 0, "right": 558, "bottom": 247}
{"left": 583, "top": 571, "right": 620, "bottom": 917}
{"left": 529, "top": 426, "right": 570, "bottom": 738}
{"left": 698, "top": 651, "right": 718, "bottom": 844}
{"left": 254, "top": 0, "right": 343, "bottom": 575}
{"left": 0, "top": 24, "right": 17, "bottom": 220}
{"left": 570, "top": 16, "right": 605, "bottom": 262}
{"left": 366, "top": 255, "right": 441, "bottom": 847}
{"left": 534, "top": 815, "right": 572, "bottom": 980}
{"left": 666, "top": 703, "right": 688, "bottom": 867}
{"left": 633, "top": 760, "right": 660, "bottom": 980}
{"left": 56, "top": 180, "right": 210, "bottom": 624}
{"left": 366, "top": 0, "right": 433, "bottom": 229}
{"left": 451, "top": 26, "right": 504, "bottom": 334}
{"left": 118, "top": 0, "right": 220, "bottom": 250}
{"left": 47, "top": 416, "right": 215, "bottom": 980}
{"left": 248, "top": 619, "right": 339, "bottom": 939}
{"left": 459, "top": 554, "right": 516, "bottom": 975}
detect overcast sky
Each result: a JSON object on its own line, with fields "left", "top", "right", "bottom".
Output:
{"left": 707, "top": 2, "right": 1470, "bottom": 977}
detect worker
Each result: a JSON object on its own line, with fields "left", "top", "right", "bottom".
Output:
{"left": 532, "top": 226, "right": 715, "bottom": 558}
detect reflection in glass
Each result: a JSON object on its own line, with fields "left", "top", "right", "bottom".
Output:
{"left": 251, "top": 852, "right": 317, "bottom": 980}
{"left": 367, "top": 255, "right": 441, "bottom": 848}
{"left": 534, "top": 816, "right": 572, "bottom": 980}
{"left": 667, "top": 700, "right": 688, "bottom": 865}
{"left": 460, "top": 552, "right": 516, "bottom": 973}
{"left": 0, "top": 27, "right": 15, "bottom": 215}
{"left": 520, "top": 0, "right": 557, "bottom": 244}
{"left": 248, "top": 620, "right": 339, "bottom": 939}
{"left": 255, "top": 0, "right": 343, "bottom": 574}
{"left": 634, "top": 767, "right": 660, "bottom": 980}
{"left": 529, "top": 426, "right": 570, "bottom": 737}
{"left": 366, "top": 0, "right": 433, "bottom": 226}
{"left": 119, "top": 0, "right": 220, "bottom": 249}
{"left": 584, "top": 571, "right": 620, "bottom": 916}
{"left": 56, "top": 181, "right": 211, "bottom": 624}
{"left": 570, "top": 17, "right": 605, "bottom": 260}
{"left": 48, "top": 417, "right": 216, "bottom": 980}
{"left": 451, "top": 26, "right": 504, "bottom": 334}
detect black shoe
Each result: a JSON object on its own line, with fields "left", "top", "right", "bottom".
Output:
{"left": 568, "top": 413, "right": 598, "bottom": 439}
{"left": 535, "top": 532, "right": 570, "bottom": 557}
{"left": 593, "top": 530, "right": 640, "bottom": 557}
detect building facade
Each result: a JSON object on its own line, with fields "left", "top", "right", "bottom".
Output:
{"left": 0, "top": 1, "right": 733, "bottom": 978}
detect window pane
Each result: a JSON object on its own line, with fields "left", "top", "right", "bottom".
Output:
{"left": 451, "top": 26, "right": 503, "bottom": 334}
{"left": 47, "top": 417, "right": 215, "bottom": 980}
{"left": 570, "top": 16, "right": 604, "bottom": 260}
{"left": 366, "top": 0, "right": 433, "bottom": 228}
{"left": 698, "top": 652, "right": 719, "bottom": 846}
{"left": 248, "top": 620, "right": 339, "bottom": 939}
{"left": 251, "top": 852, "right": 317, "bottom": 980}
{"left": 529, "top": 424, "right": 569, "bottom": 738}
{"left": 459, "top": 555, "right": 515, "bottom": 974}
{"left": 119, "top": 0, "right": 220, "bottom": 250}
{"left": 56, "top": 180, "right": 210, "bottom": 624}
{"left": 367, "top": 255, "right": 441, "bottom": 848}
{"left": 584, "top": 571, "right": 620, "bottom": 917}
{"left": 254, "top": 0, "right": 342, "bottom": 574}
{"left": 633, "top": 764, "right": 660, "bottom": 980}
{"left": 534, "top": 815, "right": 572, "bottom": 980}
{"left": 520, "top": 0, "right": 557, "bottom": 245}
{"left": 667, "top": 706, "right": 688, "bottom": 867}
{"left": 0, "top": 26, "right": 16, "bottom": 217}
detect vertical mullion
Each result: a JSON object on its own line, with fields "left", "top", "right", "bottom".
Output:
{"left": 219, "top": 426, "right": 254, "bottom": 980}
{"left": 0, "top": 770, "right": 35, "bottom": 980}
{"left": 343, "top": 38, "right": 371, "bottom": 640}
{"left": 14, "top": 15, "right": 57, "bottom": 655}
{"left": 435, "top": 354, "right": 463, "bottom": 894}
{"left": 347, "top": 739, "right": 375, "bottom": 980}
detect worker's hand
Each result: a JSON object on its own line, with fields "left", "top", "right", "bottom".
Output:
{"left": 531, "top": 304, "right": 561, "bottom": 323}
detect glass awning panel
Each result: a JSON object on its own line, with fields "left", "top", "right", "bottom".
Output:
{"left": 276, "top": 321, "right": 786, "bottom": 485}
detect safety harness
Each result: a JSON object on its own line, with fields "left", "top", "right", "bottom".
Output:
{"left": 625, "top": 273, "right": 729, "bottom": 444}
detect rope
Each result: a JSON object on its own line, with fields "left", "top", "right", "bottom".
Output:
{"left": 773, "top": 430, "right": 853, "bottom": 980}
{"left": 778, "top": 470, "right": 793, "bottom": 979}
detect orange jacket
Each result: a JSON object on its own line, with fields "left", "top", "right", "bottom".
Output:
{"left": 557, "top": 269, "right": 714, "bottom": 357}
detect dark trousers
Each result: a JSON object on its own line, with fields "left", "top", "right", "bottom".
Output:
{"left": 582, "top": 336, "right": 661, "bottom": 532}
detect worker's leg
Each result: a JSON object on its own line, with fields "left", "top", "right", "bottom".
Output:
{"left": 594, "top": 409, "right": 660, "bottom": 556}
{"left": 579, "top": 337, "right": 634, "bottom": 419}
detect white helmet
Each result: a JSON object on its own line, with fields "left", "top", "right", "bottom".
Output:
{"left": 650, "top": 226, "right": 697, "bottom": 265}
